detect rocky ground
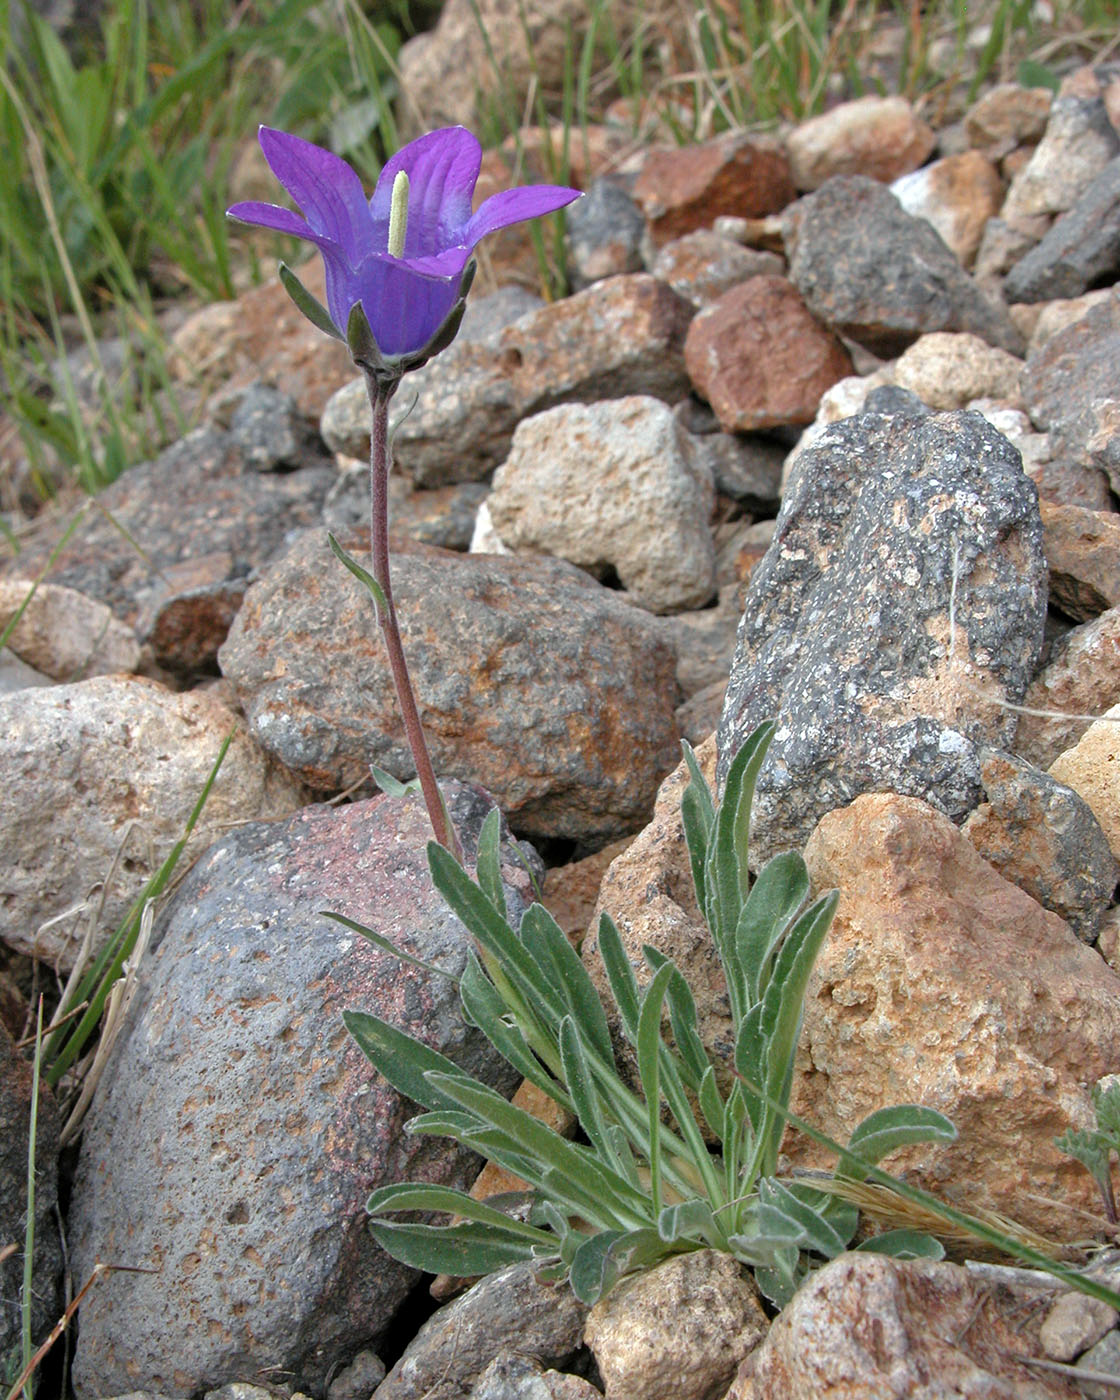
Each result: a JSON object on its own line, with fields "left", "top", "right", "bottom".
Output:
{"left": 4, "top": 7, "right": 1120, "bottom": 1399}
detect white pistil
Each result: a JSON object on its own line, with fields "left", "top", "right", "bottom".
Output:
{"left": 387, "top": 170, "right": 410, "bottom": 258}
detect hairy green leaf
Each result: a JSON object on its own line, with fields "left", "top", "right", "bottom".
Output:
{"left": 475, "top": 806, "right": 507, "bottom": 920}
{"left": 856, "top": 1228, "right": 946, "bottom": 1260}
{"left": 839, "top": 1105, "right": 958, "bottom": 1183}
{"left": 343, "top": 1010, "right": 473, "bottom": 1114}
{"left": 735, "top": 850, "right": 810, "bottom": 1005}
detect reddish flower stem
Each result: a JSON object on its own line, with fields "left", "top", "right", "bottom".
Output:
{"left": 365, "top": 372, "right": 462, "bottom": 860}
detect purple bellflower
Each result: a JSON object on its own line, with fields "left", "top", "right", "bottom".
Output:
{"left": 228, "top": 125, "right": 580, "bottom": 381}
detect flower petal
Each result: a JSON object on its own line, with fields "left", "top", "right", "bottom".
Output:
{"left": 462, "top": 184, "right": 582, "bottom": 249}
{"left": 348, "top": 254, "right": 462, "bottom": 357}
{"left": 371, "top": 127, "right": 482, "bottom": 257}
{"left": 226, "top": 200, "right": 317, "bottom": 240}
{"left": 257, "top": 126, "right": 374, "bottom": 262}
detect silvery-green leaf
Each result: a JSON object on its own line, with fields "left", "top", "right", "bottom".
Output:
{"left": 343, "top": 1009, "right": 473, "bottom": 1113}
{"left": 369, "top": 1219, "right": 539, "bottom": 1276}
{"left": 458, "top": 951, "right": 569, "bottom": 1108}
{"left": 327, "top": 532, "right": 387, "bottom": 614}
{"left": 475, "top": 806, "right": 506, "bottom": 920}
{"left": 323, "top": 911, "right": 457, "bottom": 982}
{"left": 758, "top": 1178, "right": 848, "bottom": 1257}
{"left": 855, "top": 1228, "right": 945, "bottom": 1260}
{"left": 735, "top": 850, "right": 810, "bottom": 1005}
{"left": 366, "top": 1181, "right": 551, "bottom": 1246}
{"left": 521, "top": 902, "right": 613, "bottom": 1062}
{"left": 596, "top": 912, "right": 641, "bottom": 1043}
{"left": 369, "top": 765, "right": 415, "bottom": 797}
{"left": 838, "top": 1105, "right": 958, "bottom": 1183}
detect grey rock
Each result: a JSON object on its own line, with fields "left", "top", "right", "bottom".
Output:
{"left": 1079, "top": 1328, "right": 1120, "bottom": 1400}
{"left": 228, "top": 381, "right": 322, "bottom": 471}
{"left": 323, "top": 471, "right": 488, "bottom": 553}
{"left": 219, "top": 534, "right": 681, "bottom": 845}
{"left": 0, "top": 1022, "right": 62, "bottom": 1377}
{"left": 786, "top": 175, "right": 1024, "bottom": 357}
{"left": 471, "top": 1355, "right": 600, "bottom": 1400}
{"left": 1003, "top": 95, "right": 1120, "bottom": 221}
{"left": 373, "top": 1262, "right": 588, "bottom": 1400}
{"left": 70, "top": 785, "right": 533, "bottom": 1399}
{"left": 717, "top": 406, "right": 1047, "bottom": 867}
{"left": 1004, "top": 156, "right": 1120, "bottom": 304}
{"left": 2, "top": 426, "right": 334, "bottom": 669}
{"left": 962, "top": 748, "right": 1118, "bottom": 941}
{"left": 1023, "top": 290, "right": 1120, "bottom": 481}
{"left": 327, "top": 1349, "right": 387, "bottom": 1400}
{"left": 567, "top": 178, "right": 645, "bottom": 288}
{"left": 486, "top": 396, "right": 717, "bottom": 614}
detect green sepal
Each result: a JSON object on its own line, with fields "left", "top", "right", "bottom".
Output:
{"left": 279, "top": 262, "right": 344, "bottom": 341}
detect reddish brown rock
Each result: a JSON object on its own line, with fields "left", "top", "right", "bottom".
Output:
{"left": 1041, "top": 500, "right": 1120, "bottom": 621}
{"left": 684, "top": 276, "right": 853, "bottom": 432}
{"left": 798, "top": 792, "right": 1120, "bottom": 1235}
{"left": 747, "top": 1254, "right": 1077, "bottom": 1400}
{"left": 786, "top": 95, "right": 936, "bottom": 191}
{"left": 633, "top": 131, "right": 794, "bottom": 248}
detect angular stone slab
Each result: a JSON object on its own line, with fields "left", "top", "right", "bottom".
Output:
{"left": 717, "top": 401, "right": 1047, "bottom": 866}
{"left": 786, "top": 175, "right": 1023, "bottom": 356}
{"left": 70, "top": 786, "right": 532, "bottom": 1399}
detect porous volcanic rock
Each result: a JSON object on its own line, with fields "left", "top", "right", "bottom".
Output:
{"left": 717, "top": 401, "right": 1047, "bottom": 868}
{"left": 218, "top": 534, "right": 680, "bottom": 845}
{"left": 70, "top": 785, "right": 533, "bottom": 1399}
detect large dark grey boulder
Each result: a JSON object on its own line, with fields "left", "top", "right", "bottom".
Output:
{"left": 70, "top": 785, "right": 534, "bottom": 1398}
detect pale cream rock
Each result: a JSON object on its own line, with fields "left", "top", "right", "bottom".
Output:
{"left": 1049, "top": 702, "right": 1120, "bottom": 861}
{"left": 0, "top": 676, "right": 304, "bottom": 967}
{"left": 584, "top": 1250, "right": 768, "bottom": 1400}
{"left": 891, "top": 150, "right": 1003, "bottom": 266}
{"left": 890, "top": 332, "right": 1023, "bottom": 411}
{"left": 0, "top": 579, "right": 140, "bottom": 682}
{"left": 786, "top": 95, "right": 935, "bottom": 191}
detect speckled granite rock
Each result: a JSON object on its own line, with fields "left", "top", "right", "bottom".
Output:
{"left": 717, "top": 400, "right": 1047, "bottom": 868}
{"left": 70, "top": 786, "right": 533, "bottom": 1399}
